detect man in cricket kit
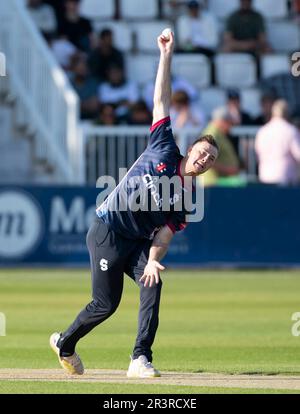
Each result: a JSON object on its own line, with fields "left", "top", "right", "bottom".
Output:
{"left": 50, "top": 31, "right": 219, "bottom": 377}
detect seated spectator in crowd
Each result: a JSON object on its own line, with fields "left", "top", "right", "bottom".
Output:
{"left": 143, "top": 75, "right": 198, "bottom": 112}
{"left": 27, "top": 0, "right": 57, "bottom": 40}
{"left": 44, "top": 0, "right": 65, "bottom": 25}
{"left": 94, "top": 104, "right": 117, "bottom": 126}
{"left": 162, "top": 0, "right": 189, "bottom": 20}
{"left": 170, "top": 90, "right": 206, "bottom": 129}
{"left": 292, "top": 0, "right": 300, "bottom": 21}
{"left": 253, "top": 92, "right": 276, "bottom": 125}
{"left": 222, "top": 0, "right": 272, "bottom": 55}
{"left": 259, "top": 73, "right": 300, "bottom": 123}
{"left": 177, "top": 0, "right": 218, "bottom": 56}
{"left": 88, "top": 29, "right": 124, "bottom": 82}
{"left": 69, "top": 54, "right": 99, "bottom": 120}
{"left": 226, "top": 89, "right": 254, "bottom": 125}
{"left": 51, "top": 34, "right": 77, "bottom": 71}
{"left": 255, "top": 100, "right": 300, "bottom": 186}
{"left": 127, "top": 101, "right": 152, "bottom": 125}
{"left": 58, "top": 0, "right": 94, "bottom": 53}
{"left": 201, "top": 107, "right": 240, "bottom": 186}
{"left": 225, "top": 89, "right": 254, "bottom": 159}
{"left": 98, "top": 65, "right": 139, "bottom": 122}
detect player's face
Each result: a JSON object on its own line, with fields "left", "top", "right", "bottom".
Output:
{"left": 186, "top": 142, "right": 218, "bottom": 176}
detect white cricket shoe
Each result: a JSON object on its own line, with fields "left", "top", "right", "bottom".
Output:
{"left": 50, "top": 332, "right": 84, "bottom": 375}
{"left": 126, "top": 355, "right": 161, "bottom": 378}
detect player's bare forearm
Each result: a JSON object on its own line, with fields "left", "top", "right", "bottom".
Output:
{"left": 152, "top": 31, "right": 175, "bottom": 124}
{"left": 139, "top": 226, "right": 174, "bottom": 287}
{"left": 149, "top": 225, "right": 174, "bottom": 262}
{"left": 153, "top": 54, "right": 172, "bottom": 111}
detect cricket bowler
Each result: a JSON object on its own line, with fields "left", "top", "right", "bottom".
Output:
{"left": 50, "top": 30, "right": 219, "bottom": 378}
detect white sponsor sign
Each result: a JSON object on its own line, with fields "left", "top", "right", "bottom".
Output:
{"left": 0, "top": 191, "right": 43, "bottom": 258}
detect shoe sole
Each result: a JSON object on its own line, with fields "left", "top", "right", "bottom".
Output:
{"left": 127, "top": 372, "right": 161, "bottom": 378}
{"left": 49, "top": 333, "right": 84, "bottom": 376}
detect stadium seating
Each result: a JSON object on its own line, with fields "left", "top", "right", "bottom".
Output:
{"left": 93, "top": 21, "right": 132, "bottom": 52}
{"left": 161, "top": 0, "right": 187, "bottom": 19}
{"left": 260, "top": 54, "right": 290, "bottom": 78}
{"left": 120, "top": 0, "right": 158, "bottom": 20}
{"left": 267, "top": 22, "right": 300, "bottom": 52}
{"left": 240, "top": 88, "right": 262, "bottom": 118}
{"left": 253, "top": 0, "right": 288, "bottom": 19}
{"left": 200, "top": 88, "right": 227, "bottom": 118}
{"left": 80, "top": 0, "right": 115, "bottom": 19}
{"left": 134, "top": 21, "right": 174, "bottom": 53}
{"left": 172, "top": 54, "right": 211, "bottom": 89}
{"left": 208, "top": 0, "right": 239, "bottom": 19}
{"left": 126, "top": 54, "right": 157, "bottom": 86}
{"left": 209, "top": 0, "right": 288, "bottom": 20}
{"left": 215, "top": 53, "right": 257, "bottom": 88}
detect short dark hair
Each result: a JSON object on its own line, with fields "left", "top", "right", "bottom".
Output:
{"left": 100, "top": 28, "right": 113, "bottom": 39}
{"left": 192, "top": 134, "right": 219, "bottom": 152}
{"left": 227, "top": 88, "right": 240, "bottom": 100}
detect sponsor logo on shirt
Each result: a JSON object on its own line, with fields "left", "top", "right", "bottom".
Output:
{"left": 156, "top": 162, "right": 167, "bottom": 174}
{"left": 143, "top": 174, "right": 182, "bottom": 209}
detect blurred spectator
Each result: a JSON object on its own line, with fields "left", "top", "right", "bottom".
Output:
{"left": 143, "top": 75, "right": 198, "bottom": 112}
{"left": 51, "top": 34, "right": 77, "bottom": 70}
{"left": 170, "top": 90, "right": 206, "bottom": 129}
{"left": 201, "top": 107, "right": 240, "bottom": 185}
{"left": 98, "top": 65, "right": 139, "bottom": 121}
{"left": 292, "top": 0, "right": 300, "bottom": 21}
{"left": 255, "top": 100, "right": 300, "bottom": 185}
{"left": 222, "top": 0, "right": 272, "bottom": 55}
{"left": 162, "top": 0, "right": 188, "bottom": 20}
{"left": 94, "top": 104, "right": 117, "bottom": 126}
{"left": 27, "top": 0, "right": 57, "bottom": 40}
{"left": 127, "top": 101, "right": 152, "bottom": 125}
{"left": 177, "top": 0, "right": 218, "bottom": 56}
{"left": 58, "top": 0, "right": 93, "bottom": 53}
{"left": 253, "top": 92, "right": 276, "bottom": 125}
{"left": 44, "top": 0, "right": 65, "bottom": 24}
{"left": 226, "top": 89, "right": 254, "bottom": 125}
{"left": 88, "top": 29, "right": 124, "bottom": 82}
{"left": 225, "top": 89, "right": 254, "bottom": 160}
{"left": 259, "top": 73, "right": 300, "bottom": 122}
{"left": 69, "top": 54, "right": 99, "bottom": 120}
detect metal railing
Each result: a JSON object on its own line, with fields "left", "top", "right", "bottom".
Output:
{"left": 82, "top": 124, "right": 259, "bottom": 184}
{"left": 0, "top": 0, "right": 84, "bottom": 183}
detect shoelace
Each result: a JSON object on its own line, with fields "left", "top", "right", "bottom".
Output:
{"left": 139, "top": 359, "right": 155, "bottom": 370}
{"left": 145, "top": 361, "right": 154, "bottom": 368}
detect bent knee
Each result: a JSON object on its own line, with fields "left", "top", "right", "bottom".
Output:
{"left": 88, "top": 299, "right": 119, "bottom": 317}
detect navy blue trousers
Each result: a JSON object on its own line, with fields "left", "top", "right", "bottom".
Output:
{"left": 58, "top": 216, "right": 162, "bottom": 362}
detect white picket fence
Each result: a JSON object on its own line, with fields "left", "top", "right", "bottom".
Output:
{"left": 82, "top": 124, "right": 259, "bottom": 184}
{"left": 0, "top": 0, "right": 84, "bottom": 183}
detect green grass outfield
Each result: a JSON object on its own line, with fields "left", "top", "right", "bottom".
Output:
{"left": 1, "top": 268, "right": 300, "bottom": 394}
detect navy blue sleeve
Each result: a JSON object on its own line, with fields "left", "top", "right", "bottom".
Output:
{"left": 148, "top": 117, "right": 179, "bottom": 153}
{"left": 166, "top": 212, "right": 188, "bottom": 234}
